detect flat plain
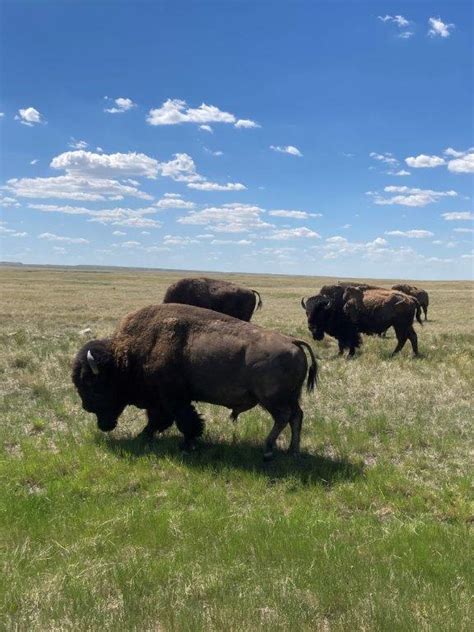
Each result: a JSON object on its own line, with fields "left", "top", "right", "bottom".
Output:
{"left": 0, "top": 265, "right": 472, "bottom": 631}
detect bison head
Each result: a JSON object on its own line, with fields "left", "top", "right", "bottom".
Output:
{"left": 302, "top": 295, "right": 334, "bottom": 341}
{"left": 72, "top": 339, "right": 126, "bottom": 432}
{"left": 342, "top": 287, "right": 364, "bottom": 323}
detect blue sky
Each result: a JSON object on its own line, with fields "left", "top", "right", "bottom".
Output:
{"left": 0, "top": 0, "right": 472, "bottom": 279}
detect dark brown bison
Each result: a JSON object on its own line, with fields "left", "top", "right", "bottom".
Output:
{"left": 163, "top": 277, "right": 262, "bottom": 321}
{"left": 392, "top": 284, "right": 429, "bottom": 320}
{"left": 301, "top": 285, "right": 422, "bottom": 357}
{"left": 72, "top": 304, "right": 317, "bottom": 460}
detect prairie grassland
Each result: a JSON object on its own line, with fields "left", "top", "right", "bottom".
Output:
{"left": 0, "top": 265, "right": 473, "bottom": 631}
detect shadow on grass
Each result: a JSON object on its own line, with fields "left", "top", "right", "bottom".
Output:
{"left": 100, "top": 433, "right": 363, "bottom": 487}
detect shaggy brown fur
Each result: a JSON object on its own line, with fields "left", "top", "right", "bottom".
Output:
{"left": 392, "top": 284, "right": 429, "bottom": 320}
{"left": 72, "top": 304, "right": 317, "bottom": 459}
{"left": 343, "top": 287, "right": 422, "bottom": 356}
{"left": 163, "top": 277, "right": 262, "bottom": 321}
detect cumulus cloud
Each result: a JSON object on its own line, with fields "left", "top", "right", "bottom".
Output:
{"left": 453, "top": 228, "right": 474, "bottom": 234}
{"left": 385, "top": 229, "right": 434, "bottom": 238}
{"left": 268, "top": 210, "right": 322, "bottom": 219}
{"left": 234, "top": 119, "right": 260, "bottom": 129}
{"left": 445, "top": 149, "right": 474, "bottom": 174}
{"left": 104, "top": 97, "right": 137, "bottom": 114}
{"left": 405, "top": 154, "right": 446, "bottom": 168}
{"left": 388, "top": 169, "right": 411, "bottom": 176}
{"left": 163, "top": 234, "right": 200, "bottom": 246}
{"left": 203, "top": 148, "right": 223, "bottom": 157}
{"left": 30, "top": 159, "right": 39, "bottom": 165}
{"left": 27, "top": 203, "right": 161, "bottom": 228}
{"left": 321, "top": 236, "right": 414, "bottom": 262}
{"left": 441, "top": 212, "right": 474, "bottom": 221}
{"left": 187, "top": 181, "right": 246, "bottom": 191}
{"left": 270, "top": 145, "right": 302, "bottom": 157}
{"left": 266, "top": 227, "right": 320, "bottom": 240}
{"left": 178, "top": 203, "right": 272, "bottom": 233}
{"left": 112, "top": 230, "right": 126, "bottom": 236}
{"left": 38, "top": 232, "right": 89, "bottom": 244}
{"left": 155, "top": 193, "right": 196, "bottom": 209}
{"left": 369, "top": 152, "right": 399, "bottom": 166}
{"left": 15, "top": 107, "right": 44, "bottom": 126}
{"left": 6, "top": 175, "right": 152, "bottom": 202}
{"left": 0, "top": 224, "right": 28, "bottom": 238}
{"left": 157, "top": 153, "right": 203, "bottom": 183}
{"left": 50, "top": 150, "right": 159, "bottom": 179}
{"left": 199, "top": 124, "right": 213, "bottom": 133}
{"left": 146, "top": 98, "right": 258, "bottom": 129}
{"left": 368, "top": 186, "right": 457, "bottom": 207}
{"left": 428, "top": 17, "right": 454, "bottom": 38}
{"left": 211, "top": 239, "right": 252, "bottom": 245}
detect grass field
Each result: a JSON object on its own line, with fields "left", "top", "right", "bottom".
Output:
{"left": 0, "top": 265, "right": 472, "bottom": 631}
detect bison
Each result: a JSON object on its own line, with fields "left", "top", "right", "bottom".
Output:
{"left": 72, "top": 304, "right": 317, "bottom": 460}
{"left": 392, "top": 284, "right": 429, "bottom": 321}
{"left": 163, "top": 277, "right": 262, "bottom": 321}
{"left": 301, "top": 285, "right": 422, "bottom": 357}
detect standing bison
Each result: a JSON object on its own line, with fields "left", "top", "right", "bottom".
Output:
{"left": 302, "top": 285, "right": 422, "bottom": 357}
{"left": 72, "top": 304, "right": 317, "bottom": 460}
{"left": 163, "top": 277, "right": 262, "bottom": 322}
{"left": 392, "top": 284, "right": 429, "bottom": 321}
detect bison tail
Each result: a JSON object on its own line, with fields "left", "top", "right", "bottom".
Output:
{"left": 293, "top": 340, "right": 318, "bottom": 393}
{"left": 252, "top": 289, "right": 263, "bottom": 312}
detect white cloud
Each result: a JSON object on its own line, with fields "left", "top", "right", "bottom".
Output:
{"left": 0, "top": 224, "right": 28, "bottom": 238}
{"left": 234, "top": 119, "right": 260, "bottom": 129}
{"left": 118, "top": 240, "right": 141, "bottom": 248}
{"left": 405, "top": 154, "right": 446, "bottom": 168}
{"left": 211, "top": 239, "right": 252, "bottom": 245}
{"left": 370, "top": 152, "right": 399, "bottom": 166}
{"left": 385, "top": 229, "right": 434, "bottom": 239}
{"left": 163, "top": 234, "right": 200, "bottom": 246}
{"left": 15, "top": 107, "right": 44, "bottom": 126}
{"left": 442, "top": 212, "right": 474, "bottom": 221}
{"left": 6, "top": 175, "right": 152, "bottom": 201}
{"left": 270, "top": 145, "right": 302, "bottom": 157}
{"left": 30, "top": 159, "right": 38, "bottom": 165}
{"left": 428, "top": 17, "right": 454, "bottom": 38}
{"left": 26, "top": 203, "right": 161, "bottom": 229}
{"left": 447, "top": 152, "right": 474, "bottom": 174}
{"left": 155, "top": 194, "right": 196, "bottom": 209}
{"left": 53, "top": 246, "right": 67, "bottom": 254}
{"left": 453, "top": 228, "right": 474, "bottom": 234}
{"left": 187, "top": 181, "right": 246, "bottom": 191}
{"left": 104, "top": 97, "right": 136, "bottom": 114}
{"left": 69, "top": 138, "right": 89, "bottom": 150}
{"left": 112, "top": 230, "right": 126, "bottom": 236}
{"left": 0, "top": 195, "right": 21, "bottom": 207}
{"left": 398, "top": 31, "right": 414, "bottom": 39}
{"left": 157, "top": 153, "right": 203, "bottom": 183}
{"left": 461, "top": 253, "right": 474, "bottom": 259}
{"left": 378, "top": 15, "right": 409, "bottom": 28}
{"left": 178, "top": 203, "right": 271, "bottom": 233}
{"left": 368, "top": 186, "right": 457, "bottom": 207}
{"left": 267, "top": 227, "right": 320, "bottom": 240}
{"left": 146, "top": 99, "right": 235, "bottom": 126}
{"left": 203, "top": 148, "right": 223, "bottom": 157}
{"left": 268, "top": 210, "right": 322, "bottom": 219}
{"left": 388, "top": 169, "right": 411, "bottom": 176}
{"left": 199, "top": 124, "right": 213, "bottom": 133}
{"left": 50, "top": 150, "right": 159, "bottom": 179}
{"left": 0, "top": 112, "right": 4, "bottom": 118}
{"left": 38, "top": 232, "right": 89, "bottom": 244}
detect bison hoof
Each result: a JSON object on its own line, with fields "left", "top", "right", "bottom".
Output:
{"left": 263, "top": 450, "right": 274, "bottom": 462}
{"left": 180, "top": 439, "right": 197, "bottom": 454}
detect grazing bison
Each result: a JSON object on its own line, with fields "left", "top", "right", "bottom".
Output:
{"left": 72, "top": 304, "right": 317, "bottom": 460}
{"left": 392, "top": 284, "right": 429, "bottom": 321}
{"left": 163, "top": 277, "right": 262, "bottom": 322}
{"left": 301, "top": 285, "right": 422, "bottom": 357}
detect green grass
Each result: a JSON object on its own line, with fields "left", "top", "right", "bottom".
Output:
{"left": 0, "top": 266, "right": 473, "bottom": 630}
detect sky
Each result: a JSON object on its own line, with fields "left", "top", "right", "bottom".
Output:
{"left": 0, "top": 0, "right": 473, "bottom": 280}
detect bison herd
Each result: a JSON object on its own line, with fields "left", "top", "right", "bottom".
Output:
{"left": 73, "top": 277, "right": 429, "bottom": 459}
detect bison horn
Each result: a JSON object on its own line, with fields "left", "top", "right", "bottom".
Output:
{"left": 301, "top": 297, "right": 307, "bottom": 309}
{"left": 87, "top": 350, "right": 99, "bottom": 375}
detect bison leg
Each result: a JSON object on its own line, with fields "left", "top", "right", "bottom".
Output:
{"left": 338, "top": 341, "right": 345, "bottom": 356}
{"left": 423, "top": 306, "right": 428, "bottom": 321}
{"left": 391, "top": 327, "right": 408, "bottom": 355}
{"left": 263, "top": 406, "right": 292, "bottom": 461}
{"left": 288, "top": 404, "right": 303, "bottom": 456}
{"left": 175, "top": 403, "right": 205, "bottom": 452}
{"left": 347, "top": 346, "right": 356, "bottom": 358}
{"left": 141, "top": 408, "right": 174, "bottom": 440}
{"left": 407, "top": 326, "right": 419, "bottom": 356}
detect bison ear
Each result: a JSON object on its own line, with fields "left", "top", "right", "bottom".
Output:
{"left": 301, "top": 297, "right": 307, "bottom": 310}
{"left": 87, "top": 350, "right": 100, "bottom": 375}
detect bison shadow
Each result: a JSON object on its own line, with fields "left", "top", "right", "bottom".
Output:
{"left": 100, "top": 433, "right": 363, "bottom": 487}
